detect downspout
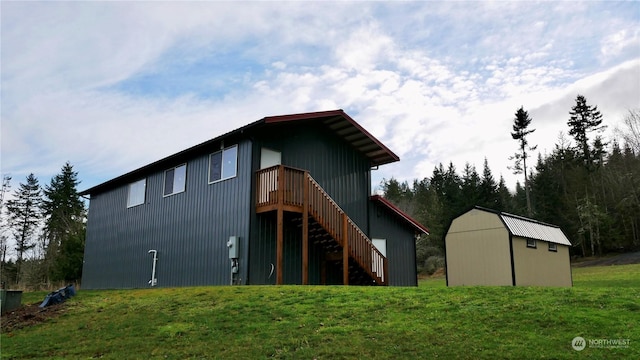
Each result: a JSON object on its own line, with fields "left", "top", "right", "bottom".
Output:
{"left": 148, "top": 250, "right": 158, "bottom": 286}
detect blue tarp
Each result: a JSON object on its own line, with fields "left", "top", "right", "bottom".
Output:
{"left": 39, "top": 284, "right": 76, "bottom": 308}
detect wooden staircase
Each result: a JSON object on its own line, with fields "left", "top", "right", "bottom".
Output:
{"left": 256, "top": 165, "right": 387, "bottom": 285}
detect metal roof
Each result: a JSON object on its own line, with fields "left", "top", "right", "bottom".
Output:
{"left": 370, "top": 195, "right": 430, "bottom": 235}
{"left": 263, "top": 110, "right": 399, "bottom": 166}
{"left": 499, "top": 212, "right": 572, "bottom": 246}
{"left": 80, "top": 110, "right": 399, "bottom": 196}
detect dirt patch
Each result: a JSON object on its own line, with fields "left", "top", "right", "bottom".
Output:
{"left": 1, "top": 302, "right": 68, "bottom": 334}
{"left": 572, "top": 251, "right": 640, "bottom": 267}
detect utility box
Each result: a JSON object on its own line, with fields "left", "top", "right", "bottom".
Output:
{"left": 1, "top": 289, "right": 23, "bottom": 314}
{"left": 228, "top": 236, "right": 239, "bottom": 259}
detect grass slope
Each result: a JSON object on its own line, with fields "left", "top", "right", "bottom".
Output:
{"left": 2, "top": 264, "right": 639, "bottom": 359}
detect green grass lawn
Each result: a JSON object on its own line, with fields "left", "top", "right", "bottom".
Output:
{"left": 2, "top": 264, "right": 638, "bottom": 359}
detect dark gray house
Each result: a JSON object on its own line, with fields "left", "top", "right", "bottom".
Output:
{"left": 80, "top": 110, "right": 429, "bottom": 289}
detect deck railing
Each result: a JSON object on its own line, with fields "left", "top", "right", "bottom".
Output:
{"left": 256, "top": 165, "right": 387, "bottom": 285}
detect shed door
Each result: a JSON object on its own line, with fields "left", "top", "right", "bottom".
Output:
{"left": 260, "top": 148, "right": 281, "bottom": 169}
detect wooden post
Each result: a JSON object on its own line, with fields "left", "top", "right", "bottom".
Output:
{"left": 342, "top": 213, "right": 349, "bottom": 285}
{"left": 276, "top": 166, "right": 284, "bottom": 285}
{"left": 302, "top": 172, "right": 309, "bottom": 285}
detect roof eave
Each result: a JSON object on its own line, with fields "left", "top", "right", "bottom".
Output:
{"left": 370, "top": 195, "right": 430, "bottom": 235}
{"left": 80, "top": 109, "right": 400, "bottom": 196}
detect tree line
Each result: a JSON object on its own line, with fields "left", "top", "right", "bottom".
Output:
{"left": 0, "top": 162, "right": 86, "bottom": 289}
{"left": 380, "top": 96, "right": 640, "bottom": 274}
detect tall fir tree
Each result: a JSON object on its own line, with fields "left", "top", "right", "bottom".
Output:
{"left": 510, "top": 106, "right": 537, "bottom": 216}
{"left": 496, "top": 176, "right": 513, "bottom": 213}
{"left": 461, "top": 162, "right": 481, "bottom": 209}
{"left": 41, "top": 162, "right": 86, "bottom": 282}
{"left": 568, "top": 94, "right": 606, "bottom": 168}
{"left": 479, "top": 158, "right": 499, "bottom": 209}
{"left": 6, "top": 173, "right": 42, "bottom": 283}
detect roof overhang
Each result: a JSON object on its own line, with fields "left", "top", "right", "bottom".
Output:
{"left": 263, "top": 110, "right": 399, "bottom": 167}
{"left": 370, "top": 195, "right": 430, "bottom": 235}
{"left": 474, "top": 206, "right": 571, "bottom": 246}
{"left": 80, "top": 109, "right": 398, "bottom": 196}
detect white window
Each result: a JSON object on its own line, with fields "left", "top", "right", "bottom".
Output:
{"left": 164, "top": 164, "right": 187, "bottom": 196}
{"left": 372, "top": 238, "right": 387, "bottom": 257}
{"left": 526, "top": 239, "right": 537, "bottom": 248}
{"left": 260, "top": 148, "right": 281, "bottom": 169}
{"left": 209, "top": 145, "right": 238, "bottom": 183}
{"left": 548, "top": 242, "right": 557, "bottom": 252}
{"left": 127, "top": 179, "right": 146, "bottom": 208}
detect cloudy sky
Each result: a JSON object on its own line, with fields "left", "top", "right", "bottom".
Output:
{"left": 2, "top": 1, "right": 639, "bottom": 196}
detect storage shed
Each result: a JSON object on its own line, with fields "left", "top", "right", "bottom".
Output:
{"left": 445, "top": 206, "right": 572, "bottom": 287}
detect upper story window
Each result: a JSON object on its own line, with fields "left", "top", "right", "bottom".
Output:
{"left": 209, "top": 145, "right": 238, "bottom": 183}
{"left": 127, "top": 179, "right": 146, "bottom": 208}
{"left": 164, "top": 164, "right": 187, "bottom": 196}
{"left": 526, "top": 239, "right": 537, "bottom": 248}
{"left": 548, "top": 242, "right": 557, "bottom": 252}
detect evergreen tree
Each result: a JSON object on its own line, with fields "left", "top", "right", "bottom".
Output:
{"left": 512, "top": 181, "right": 528, "bottom": 216}
{"left": 510, "top": 106, "right": 537, "bottom": 216}
{"left": 496, "top": 176, "right": 513, "bottom": 213}
{"left": 568, "top": 94, "right": 606, "bottom": 167}
{"left": 6, "top": 173, "right": 42, "bottom": 283}
{"left": 41, "top": 162, "right": 86, "bottom": 282}
{"left": 479, "top": 158, "right": 499, "bottom": 208}
{"left": 461, "top": 162, "right": 481, "bottom": 208}
{"left": 442, "top": 162, "right": 462, "bottom": 222}
{"left": 379, "top": 177, "right": 414, "bottom": 214}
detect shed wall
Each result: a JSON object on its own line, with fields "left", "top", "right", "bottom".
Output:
{"left": 445, "top": 209, "right": 512, "bottom": 286}
{"left": 82, "top": 140, "right": 253, "bottom": 289}
{"left": 511, "top": 237, "right": 572, "bottom": 286}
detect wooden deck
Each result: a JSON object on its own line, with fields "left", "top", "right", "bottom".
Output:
{"left": 256, "top": 165, "right": 387, "bottom": 285}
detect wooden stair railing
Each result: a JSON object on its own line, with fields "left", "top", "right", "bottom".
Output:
{"left": 256, "top": 165, "right": 387, "bottom": 285}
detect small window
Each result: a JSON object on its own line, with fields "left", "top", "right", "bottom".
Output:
{"left": 548, "top": 242, "right": 557, "bottom": 252}
{"left": 526, "top": 239, "right": 537, "bottom": 248}
{"left": 127, "top": 179, "right": 146, "bottom": 208}
{"left": 209, "top": 145, "right": 238, "bottom": 183}
{"left": 164, "top": 164, "right": 187, "bottom": 196}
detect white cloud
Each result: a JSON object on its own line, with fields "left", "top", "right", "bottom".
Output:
{"left": 1, "top": 1, "right": 639, "bottom": 197}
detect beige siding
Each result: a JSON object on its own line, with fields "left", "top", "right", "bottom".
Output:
{"left": 446, "top": 209, "right": 512, "bottom": 286}
{"left": 511, "top": 237, "right": 572, "bottom": 287}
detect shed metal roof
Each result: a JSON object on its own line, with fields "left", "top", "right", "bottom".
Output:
{"left": 499, "top": 213, "right": 571, "bottom": 246}
{"left": 466, "top": 206, "right": 572, "bottom": 246}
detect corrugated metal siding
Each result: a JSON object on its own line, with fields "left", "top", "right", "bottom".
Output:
{"left": 82, "top": 140, "right": 253, "bottom": 289}
{"left": 368, "top": 201, "right": 418, "bottom": 286}
{"left": 500, "top": 214, "right": 571, "bottom": 246}
{"left": 248, "top": 122, "right": 372, "bottom": 284}
{"left": 247, "top": 212, "right": 324, "bottom": 285}
{"left": 260, "top": 122, "right": 371, "bottom": 230}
